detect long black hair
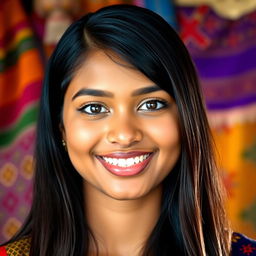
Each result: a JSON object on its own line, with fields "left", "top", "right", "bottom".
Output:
{"left": 9, "top": 4, "right": 231, "bottom": 255}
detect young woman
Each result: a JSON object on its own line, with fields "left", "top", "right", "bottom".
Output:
{"left": 1, "top": 4, "right": 255, "bottom": 256}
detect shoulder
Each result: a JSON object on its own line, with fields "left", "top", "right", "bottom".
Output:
{"left": 231, "top": 232, "right": 256, "bottom": 256}
{"left": 0, "top": 237, "right": 30, "bottom": 256}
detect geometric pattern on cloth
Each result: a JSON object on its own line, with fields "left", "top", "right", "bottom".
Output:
{"left": 0, "top": 128, "right": 34, "bottom": 243}
{"left": 232, "top": 232, "right": 256, "bottom": 255}
{"left": 6, "top": 236, "right": 30, "bottom": 256}
{"left": 0, "top": 233, "right": 255, "bottom": 255}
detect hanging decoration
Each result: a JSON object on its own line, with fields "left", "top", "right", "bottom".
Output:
{"left": 34, "top": 0, "right": 81, "bottom": 55}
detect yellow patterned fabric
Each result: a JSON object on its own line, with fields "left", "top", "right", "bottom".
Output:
{"left": 213, "top": 122, "right": 256, "bottom": 239}
{"left": 5, "top": 237, "right": 30, "bottom": 256}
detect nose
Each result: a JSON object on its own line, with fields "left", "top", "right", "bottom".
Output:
{"left": 106, "top": 115, "right": 143, "bottom": 147}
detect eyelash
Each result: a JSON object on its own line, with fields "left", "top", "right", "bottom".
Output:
{"left": 78, "top": 102, "right": 109, "bottom": 115}
{"left": 138, "top": 98, "right": 168, "bottom": 112}
{"left": 78, "top": 99, "right": 168, "bottom": 116}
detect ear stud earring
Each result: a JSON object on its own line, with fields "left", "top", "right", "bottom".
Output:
{"left": 62, "top": 139, "right": 67, "bottom": 150}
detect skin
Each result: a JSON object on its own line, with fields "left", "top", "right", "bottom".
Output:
{"left": 62, "top": 50, "right": 180, "bottom": 255}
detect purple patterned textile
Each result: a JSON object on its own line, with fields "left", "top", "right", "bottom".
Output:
{"left": 177, "top": 7, "right": 256, "bottom": 111}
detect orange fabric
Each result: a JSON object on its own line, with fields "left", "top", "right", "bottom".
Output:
{"left": 0, "top": 50, "right": 43, "bottom": 107}
{"left": 0, "top": 0, "right": 25, "bottom": 39}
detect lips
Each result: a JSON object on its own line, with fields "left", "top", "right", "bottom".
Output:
{"left": 96, "top": 151, "right": 154, "bottom": 176}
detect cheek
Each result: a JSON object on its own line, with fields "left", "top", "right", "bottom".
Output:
{"left": 69, "top": 122, "right": 94, "bottom": 145}
{"left": 147, "top": 115, "right": 180, "bottom": 150}
{"left": 64, "top": 119, "right": 101, "bottom": 177}
{"left": 146, "top": 114, "right": 180, "bottom": 180}
{"left": 63, "top": 112, "right": 102, "bottom": 156}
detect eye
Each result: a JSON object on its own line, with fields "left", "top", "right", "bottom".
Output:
{"left": 78, "top": 103, "right": 109, "bottom": 115}
{"left": 138, "top": 99, "right": 168, "bottom": 112}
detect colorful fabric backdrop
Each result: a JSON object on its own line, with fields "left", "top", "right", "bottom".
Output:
{"left": 0, "top": 0, "right": 255, "bottom": 243}
{"left": 0, "top": 0, "right": 43, "bottom": 242}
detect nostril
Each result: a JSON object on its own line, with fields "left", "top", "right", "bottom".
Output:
{"left": 106, "top": 129, "right": 143, "bottom": 146}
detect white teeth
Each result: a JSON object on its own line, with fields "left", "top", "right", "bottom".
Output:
{"left": 118, "top": 159, "right": 126, "bottom": 167}
{"left": 108, "top": 158, "right": 112, "bottom": 164}
{"left": 102, "top": 154, "right": 150, "bottom": 167}
{"left": 127, "top": 158, "right": 134, "bottom": 166}
{"left": 113, "top": 158, "right": 118, "bottom": 165}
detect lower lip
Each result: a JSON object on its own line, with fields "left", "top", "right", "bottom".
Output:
{"left": 97, "top": 154, "right": 154, "bottom": 177}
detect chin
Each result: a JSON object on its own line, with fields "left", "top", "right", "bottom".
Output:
{"left": 104, "top": 189, "right": 148, "bottom": 201}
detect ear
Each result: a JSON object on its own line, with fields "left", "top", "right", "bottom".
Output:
{"left": 59, "top": 123, "right": 66, "bottom": 141}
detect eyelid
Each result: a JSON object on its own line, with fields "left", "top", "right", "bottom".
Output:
{"left": 77, "top": 101, "right": 110, "bottom": 114}
{"left": 78, "top": 101, "right": 108, "bottom": 109}
{"left": 137, "top": 98, "right": 169, "bottom": 111}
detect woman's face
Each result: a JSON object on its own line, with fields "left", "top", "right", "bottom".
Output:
{"left": 62, "top": 50, "right": 180, "bottom": 200}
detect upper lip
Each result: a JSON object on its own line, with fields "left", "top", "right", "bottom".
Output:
{"left": 97, "top": 151, "right": 153, "bottom": 159}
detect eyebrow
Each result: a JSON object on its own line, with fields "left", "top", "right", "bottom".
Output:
{"left": 131, "top": 85, "right": 161, "bottom": 96}
{"left": 72, "top": 89, "right": 113, "bottom": 100}
{"left": 72, "top": 85, "right": 161, "bottom": 101}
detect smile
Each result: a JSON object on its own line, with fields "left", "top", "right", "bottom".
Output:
{"left": 96, "top": 152, "right": 154, "bottom": 176}
{"left": 102, "top": 153, "right": 150, "bottom": 167}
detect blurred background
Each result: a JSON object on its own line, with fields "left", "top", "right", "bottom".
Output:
{"left": 0, "top": 0, "right": 255, "bottom": 243}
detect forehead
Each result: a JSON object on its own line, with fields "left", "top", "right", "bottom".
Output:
{"left": 66, "top": 50, "right": 154, "bottom": 95}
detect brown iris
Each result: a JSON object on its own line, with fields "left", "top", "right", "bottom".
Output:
{"left": 146, "top": 101, "right": 158, "bottom": 110}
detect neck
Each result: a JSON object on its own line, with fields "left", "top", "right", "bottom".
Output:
{"left": 84, "top": 183, "right": 162, "bottom": 256}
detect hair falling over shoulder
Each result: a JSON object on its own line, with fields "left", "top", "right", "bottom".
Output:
{"left": 5, "top": 4, "right": 231, "bottom": 256}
